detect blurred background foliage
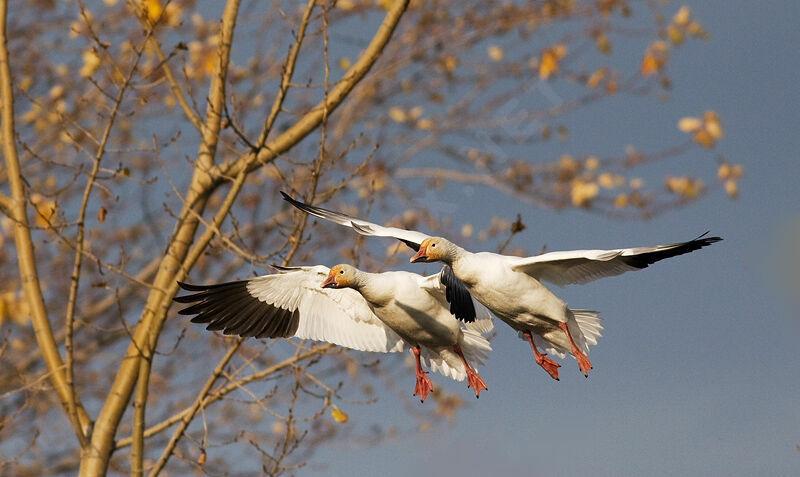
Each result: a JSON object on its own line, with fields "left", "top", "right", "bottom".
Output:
{"left": 0, "top": 0, "right": 734, "bottom": 475}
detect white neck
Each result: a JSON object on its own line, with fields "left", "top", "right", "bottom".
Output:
{"left": 349, "top": 270, "right": 389, "bottom": 305}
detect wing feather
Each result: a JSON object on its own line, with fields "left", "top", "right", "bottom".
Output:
{"left": 510, "top": 233, "right": 722, "bottom": 286}
{"left": 281, "top": 191, "right": 429, "bottom": 250}
{"left": 416, "top": 267, "right": 484, "bottom": 325}
{"left": 176, "top": 266, "right": 405, "bottom": 352}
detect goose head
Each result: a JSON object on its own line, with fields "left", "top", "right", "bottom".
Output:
{"left": 410, "top": 237, "right": 451, "bottom": 264}
{"left": 321, "top": 264, "right": 358, "bottom": 289}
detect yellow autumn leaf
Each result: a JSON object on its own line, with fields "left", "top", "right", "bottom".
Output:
{"left": 338, "top": 57, "right": 351, "bottom": 70}
{"left": 80, "top": 49, "right": 101, "bottom": 78}
{"left": 49, "top": 84, "right": 65, "bottom": 100}
{"left": 693, "top": 129, "right": 715, "bottom": 148}
{"left": 331, "top": 408, "right": 349, "bottom": 423}
{"left": 18, "top": 75, "right": 32, "bottom": 92}
{"left": 665, "top": 176, "right": 703, "bottom": 198}
{"left": 677, "top": 116, "right": 702, "bottom": 132}
{"left": 338, "top": 0, "right": 356, "bottom": 11}
{"left": 687, "top": 21, "right": 708, "bottom": 39}
{"left": 388, "top": 106, "right": 406, "bottom": 123}
{"left": 673, "top": 6, "right": 691, "bottom": 27}
{"left": 724, "top": 179, "right": 738, "bottom": 199}
{"left": 461, "top": 224, "right": 473, "bottom": 237}
{"left": 641, "top": 41, "right": 668, "bottom": 76}
{"left": 557, "top": 154, "right": 578, "bottom": 181}
{"left": 595, "top": 33, "right": 611, "bottom": 55}
{"left": 571, "top": 180, "right": 599, "bottom": 207}
{"left": 487, "top": 45, "right": 503, "bottom": 62}
{"left": 667, "top": 25, "right": 683, "bottom": 46}
{"left": 717, "top": 163, "right": 731, "bottom": 180}
{"left": 271, "top": 421, "right": 284, "bottom": 435}
{"left": 30, "top": 193, "right": 57, "bottom": 228}
{"left": 597, "top": 172, "right": 622, "bottom": 189}
{"left": 417, "top": 118, "right": 433, "bottom": 130}
{"left": 539, "top": 45, "right": 566, "bottom": 80}
{"left": 704, "top": 110, "right": 723, "bottom": 139}
{"left": 141, "top": 0, "right": 163, "bottom": 23}
{"left": 443, "top": 55, "right": 457, "bottom": 72}
{"left": 614, "top": 193, "right": 628, "bottom": 208}
{"left": 705, "top": 120, "right": 723, "bottom": 140}
{"left": 641, "top": 52, "right": 658, "bottom": 76}
{"left": 1, "top": 290, "right": 30, "bottom": 325}
{"left": 586, "top": 68, "right": 605, "bottom": 89}
{"left": 163, "top": 3, "right": 182, "bottom": 27}
{"left": 584, "top": 156, "right": 599, "bottom": 171}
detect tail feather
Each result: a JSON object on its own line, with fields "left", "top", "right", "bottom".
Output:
{"left": 420, "top": 328, "right": 492, "bottom": 382}
{"left": 519, "top": 309, "right": 603, "bottom": 359}
{"left": 572, "top": 309, "right": 603, "bottom": 349}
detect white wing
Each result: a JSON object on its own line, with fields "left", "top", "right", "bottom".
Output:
{"left": 509, "top": 233, "right": 722, "bottom": 287}
{"left": 281, "top": 191, "right": 429, "bottom": 250}
{"left": 176, "top": 265, "right": 405, "bottom": 353}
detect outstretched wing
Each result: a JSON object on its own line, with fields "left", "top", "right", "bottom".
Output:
{"left": 281, "top": 192, "right": 480, "bottom": 322}
{"left": 281, "top": 191, "right": 429, "bottom": 250}
{"left": 509, "top": 232, "right": 722, "bottom": 287}
{"left": 175, "top": 265, "right": 405, "bottom": 353}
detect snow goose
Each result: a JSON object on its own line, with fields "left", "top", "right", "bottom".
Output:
{"left": 175, "top": 265, "right": 492, "bottom": 401}
{"left": 281, "top": 192, "right": 721, "bottom": 379}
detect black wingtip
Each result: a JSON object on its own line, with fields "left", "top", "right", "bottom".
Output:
{"left": 695, "top": 231, "right": 723, "bottom": 243}
{"left": 280, "top": 191, "right": 300, "bottom": 206}
{"left": 176, "top": 281, "right": 206, "bottom": 292}
{"left": 440, "top": 265, "right": 477, "bottom": 323}
{"left": 270, "top": 264, "right": 296, "bottom": 272}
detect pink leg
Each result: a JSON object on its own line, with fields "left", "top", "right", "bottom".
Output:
{"left": 411, "top": 346, "right": 433, "bottom": 402}
{"left": 558, "top": 322, "right": 592, "bottom": 377}
{"left": 522, "top": 331, "right": 560, "bottom": 380}
{"left": 453, "top": 344, "right": 488, "bottom": 398}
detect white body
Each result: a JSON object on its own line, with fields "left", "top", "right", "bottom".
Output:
{"left": 282, "top": 192, "right": 720, "bottom": 360}
{"left": 451, "top": 251, "right": 598, "bottom": 356}
{"left": 345, "top": 268, "right": 493, "bottom": 381}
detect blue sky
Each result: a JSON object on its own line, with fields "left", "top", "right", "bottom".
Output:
{"left": 310, "top": 1, "right": 800, "bottom": 475}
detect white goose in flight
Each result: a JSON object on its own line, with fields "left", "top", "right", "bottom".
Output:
{"left": 281, "top": 192, "right": 721, "bottom": 379}
{"left": 175, "top": 264, "right": 492, "bottom": 401}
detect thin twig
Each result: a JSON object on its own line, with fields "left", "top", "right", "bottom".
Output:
{"left": 254, "top": 0, "right": 316, "bottom": 151}
{"left": 114, "top": 343, "right": 335, "bottom": 450}
{"left": 146, "top": 339, "right": 243, "bottom": 476}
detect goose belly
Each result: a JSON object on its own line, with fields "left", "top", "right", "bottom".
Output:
{"left": 370, "top": 297, "right": 459, "bottom": 348}
{"left": 469, "top": 271, "right": 568, "bottom": 329}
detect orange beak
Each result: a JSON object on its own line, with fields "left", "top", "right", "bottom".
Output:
{"left": 410, "top": 245, "right": 429, "bottom": 263}
{"left": 320, "top": 274, "right": 338, "bottom": 288}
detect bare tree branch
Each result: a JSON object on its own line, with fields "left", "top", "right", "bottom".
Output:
{"left": 0, "top": 0, "right": 91, "bottom": 445}
{"left": 114, "top": 343, "right": 335, "bottom": 451}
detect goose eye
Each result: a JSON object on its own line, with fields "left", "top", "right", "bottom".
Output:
{"left": 431, "top": 243, "right": 436, "bottom": 248}
{"left": 339, "top": 270, "right": 344, "bottom": 274}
